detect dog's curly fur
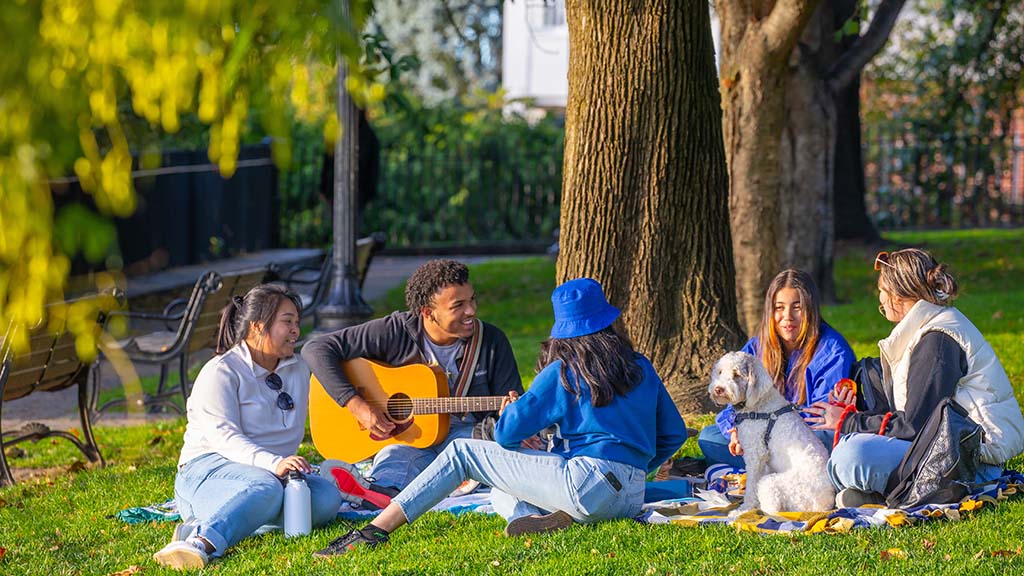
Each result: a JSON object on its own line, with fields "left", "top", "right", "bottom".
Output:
{"left": 708, "top": 351, "right": 835, "bottom": 513}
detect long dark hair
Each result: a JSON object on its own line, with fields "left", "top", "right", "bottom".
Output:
{"left": 535, "top": 327, "right": 642, "bottom": 407}
{"left": 216, "top": 284, "right": 302, "bottom": 354}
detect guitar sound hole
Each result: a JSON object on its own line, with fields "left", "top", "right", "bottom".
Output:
{"left": 387, "top": 393, "right": 414, "bottom": 422}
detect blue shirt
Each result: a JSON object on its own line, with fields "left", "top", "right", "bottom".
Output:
{"left": 494, "top": 354, "right": 687, "bottom": 473}
{"left": 715, "top": 323, "right": 855, "bottom": 437}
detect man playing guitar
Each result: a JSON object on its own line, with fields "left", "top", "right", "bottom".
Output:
{"left": 302, "top": 259, "right": 523, "bottom": 492}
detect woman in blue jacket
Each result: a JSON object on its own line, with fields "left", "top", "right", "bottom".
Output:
{"left": 698, "top": 269, "right": 855, "bottom": 468}
{"left": 313, "top": 278, "right": 687, "bottom": 557}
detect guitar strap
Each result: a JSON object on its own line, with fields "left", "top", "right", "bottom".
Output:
{"left": 452, "top": 318, "right": 484, "bottom": 400}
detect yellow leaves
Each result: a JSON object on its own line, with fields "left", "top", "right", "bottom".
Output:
{"left": 880, "top": 548, "right": 907, "bottom": 560}
{"left": 323, "top": 113, "right": 339, "bottom": 147}
{"left": 3, "top": 0, "right": 352, "bottom": 358}
{"left": 106, "top": 566, "right": 141, "bottom": 576}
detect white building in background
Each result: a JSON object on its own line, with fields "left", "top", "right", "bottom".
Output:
{"left": 502, "top": 0, "right": 720, "bottom": 115}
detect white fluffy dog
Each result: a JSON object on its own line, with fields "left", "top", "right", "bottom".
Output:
{"left": 708, "top": 351, "right": 835, "bottom": 514}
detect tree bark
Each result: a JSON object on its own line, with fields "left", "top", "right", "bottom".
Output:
{"left": 717, "top": 0, "right": 820, "bottom": 335}
{"left": 833, "top": 75, "right": 880, "bottom": 242}
{"left": 559, "top": 0, "right": 744, "bottom": 413}
{"left": 776, "top": 0, "right": 903, "bottom": 298}
{"left": 779, "top": 6, "right": 837, "bottom": 302}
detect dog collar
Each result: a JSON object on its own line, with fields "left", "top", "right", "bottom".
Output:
{"left": 734, "top": 404, "right": 800, "bottom": 446}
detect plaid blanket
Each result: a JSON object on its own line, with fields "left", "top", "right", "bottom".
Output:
{"left": 637, "top": 471, "right": 1024, "bottom": 534}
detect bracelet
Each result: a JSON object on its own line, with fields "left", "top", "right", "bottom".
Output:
{"left": 832, "top": 404, "right": 858, "bottom": 449}
{"left": 878, "top": 412, "right": 893, "bottom": 436}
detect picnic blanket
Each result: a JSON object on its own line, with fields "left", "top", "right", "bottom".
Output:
{"left": 114, "top": 472, "right": 1022, "bottom": 534}
{"left": 114, "top": 480, "right": 693, "bottom": 523}
{"left": 638, "top": 471, "right": 1024, "bottom": 534}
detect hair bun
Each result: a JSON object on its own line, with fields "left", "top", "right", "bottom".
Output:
{"left": 926, "top": 263, "right": 959, "bottom": 304}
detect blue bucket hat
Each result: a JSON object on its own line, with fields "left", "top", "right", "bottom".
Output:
{"left": 549, "top": 278, "right": 620, "bottom": 339}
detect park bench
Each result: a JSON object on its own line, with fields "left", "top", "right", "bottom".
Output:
{"left": 94, "top": 266, "right": 274, "bottom": 415}
{"left": 1, "top": 291, "right": 121, "bottom": 486}
{"left": 280, "top": 232, "right": 386, "bottom": 324}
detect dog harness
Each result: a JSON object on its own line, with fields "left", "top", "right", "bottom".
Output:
{"left": 734, "top": 404, "right": 800, "bottom": 446}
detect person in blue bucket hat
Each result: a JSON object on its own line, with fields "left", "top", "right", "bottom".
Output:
{"left": 314, "top": 277, "right": 687, "bottom": 557}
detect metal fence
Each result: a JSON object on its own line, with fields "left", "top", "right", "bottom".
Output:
{"left": 362, "top": 142, "right": 563, "bottom": 249}
{"left": 862, "top": 126, "right": 1024, "bottom": 230}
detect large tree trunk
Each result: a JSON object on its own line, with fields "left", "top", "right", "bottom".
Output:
{"left": 717, "top": 0, "right": 820, "bottom": 334}
{"left": 779, "top": 6, "right": 837, "bottom": 302}
{"left": 833, "top": 76, "right": 880, "bottom": 243}
{"left": 559, "top": 0, "right": 744, "bottom": 413}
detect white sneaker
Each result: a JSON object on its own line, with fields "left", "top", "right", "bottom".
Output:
{"left": 172, "top": 521, "right": 194, "bottom": 542}
{"left": 835, "top": 488, "right": 885, "bottom": 508}
{"left": 153, "top": 540, "right": 209, "bottom": 570}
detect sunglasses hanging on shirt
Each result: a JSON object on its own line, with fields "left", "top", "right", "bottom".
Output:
{"left": 264, "top": 373, "right": 295, "bottom": 411}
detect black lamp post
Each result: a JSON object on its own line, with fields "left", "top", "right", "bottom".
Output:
{"left": 316, "top": 1, "right": 372, "bottom": 330}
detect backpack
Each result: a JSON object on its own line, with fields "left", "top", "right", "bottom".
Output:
{"left": 850, "top": 356, "right": 889, "bottom": 413}
{"left": 884, "top": 397, "right": 983, "bottom": 509}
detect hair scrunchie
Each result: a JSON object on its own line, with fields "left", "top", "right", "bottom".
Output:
{"left": 232, "top": 295, "right": 244, "bottom": 309}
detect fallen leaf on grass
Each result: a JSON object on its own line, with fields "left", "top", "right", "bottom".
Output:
{"left": 922, "top": 539, "right": 936, "bottom": 551}
{"left": 147, "top": 436, "right": 163, "bottom": 446}
{"left": 523, "top": 538, "right": 532, "bottom": 549}
{"left": 880, "top": 548, "right": 907, "bottom": 560}
{"left": 0, "top": 547, "right": 6, "bottom": 560}
{"left": 990, "top": 547, "right": 1021, "bottom": 558}
{"left": 992, "top": 310, "right": 1004, "bottom": 320}
{"left": 106, "top": 566, "right": 142, "bottom": 576}
{"left": 944, "top": 554, "right": 952, "bottom": 561}
{"left": 974, "top": 550, "right": 986, "bottom": 560}
{"left": 67, "top": 461, "right": 87, "bottom": 473}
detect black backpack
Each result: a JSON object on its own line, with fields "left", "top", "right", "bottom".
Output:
{"left": 884, "top": 397, "right": 983, "bottom": 509}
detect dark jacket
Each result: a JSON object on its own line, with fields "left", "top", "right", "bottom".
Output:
{"left": 842, "top": 332, "right": 967, "bottom": 440}
{"left": 301, "top": 311, "right": 523, "bottom": 421}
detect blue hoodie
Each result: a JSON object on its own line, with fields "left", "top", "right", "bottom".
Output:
{"left": 715, "top": 323, "right": 855, "bottom": 437}
{"left": 494, "top": 354, "right": 686, "bottom": 473}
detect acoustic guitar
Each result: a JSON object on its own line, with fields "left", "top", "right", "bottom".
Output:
{"left": 309, "top": 358, "right": 505, "bottom": 463}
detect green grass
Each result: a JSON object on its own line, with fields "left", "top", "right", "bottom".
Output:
{"left": 3, "top": 230, "right": 1024, "bottom": 574}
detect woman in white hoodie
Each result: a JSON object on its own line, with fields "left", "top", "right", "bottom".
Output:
{"left": 806, "top": 248, "right": 1024, "bottom": 507}
{"left": 152, "top": 284, "right": 341, "bottom": 569}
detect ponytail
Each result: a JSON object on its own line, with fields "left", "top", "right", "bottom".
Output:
{"left": 214, "top": 286, "right": 301, "bottom": 355}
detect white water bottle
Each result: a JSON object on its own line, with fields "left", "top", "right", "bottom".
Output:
{"left": 284, "top": 470, "right": 312, "bottom": 537}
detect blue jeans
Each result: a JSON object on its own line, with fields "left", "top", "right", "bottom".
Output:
{"left": 828, "top": 433, "right": 1003, "bottom": 494}
{"left": 697, "top": 424, "right": 834, "bottom": 469}
{"left": 393, "top": 438, "right": 645, "bottom": 524}
{"left": 174, "top": 453, "right": 342, "bottom": 556}
{"left": 369, "top": 420, "right": 476, "bottom": 490}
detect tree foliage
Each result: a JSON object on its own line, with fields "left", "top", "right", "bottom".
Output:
{"left": 864, "top": 0, "right": 1024, "bottom": 133}
{"left": 0, "top": 0, "right": 370, "bottom": 356}
{"left": 369, "top": 0, "right": 502, "bottom": 103}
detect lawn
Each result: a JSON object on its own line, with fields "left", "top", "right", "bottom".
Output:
{"left": 2, "top": 229, "right": 1023, "bottom": 575}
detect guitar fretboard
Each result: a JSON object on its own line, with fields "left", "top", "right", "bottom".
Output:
{"left": 410, "top": 396, "right": 505, "bottom": 415}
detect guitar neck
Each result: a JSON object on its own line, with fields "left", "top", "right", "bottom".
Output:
{"left": 412, "top": 396, "right": 505, "bottom": 415}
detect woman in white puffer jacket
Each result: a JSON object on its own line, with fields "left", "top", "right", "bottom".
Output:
{"left": 806, "top": 248, "right": 1024, "bottom": 507}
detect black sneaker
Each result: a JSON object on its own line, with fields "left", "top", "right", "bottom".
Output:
{"left": 504, "top": 510, "right": 575, "bottom": 537}
{"left": 313, "top": 527, "right": 389, "bottom": 558}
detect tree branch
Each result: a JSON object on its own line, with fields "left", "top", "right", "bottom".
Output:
{"left": 938, "top": 0, "right": 1011, "bottom": 127}
{"left": 440, "top": 0, "right": 473, "bottom": 46}
{"left": 762, "top": 0, "right": 821, "bottom": 58}
{"left": 826, "top": 0, "right": 908, "bottom": 93}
